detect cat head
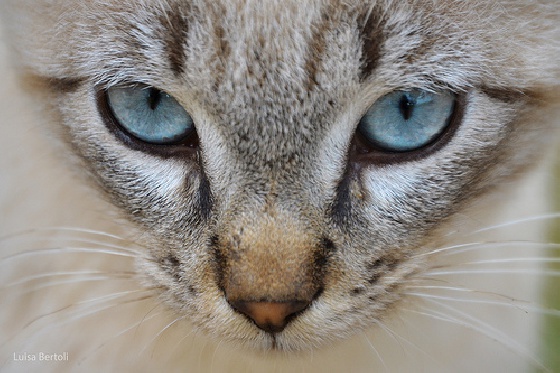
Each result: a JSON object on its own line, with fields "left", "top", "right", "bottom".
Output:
{"left": 2, "top": 0, "right": 559, "bottom": 350}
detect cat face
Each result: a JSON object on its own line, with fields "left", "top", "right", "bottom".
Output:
{"left": 4, "top": 0, "right": 559, "bottom": 350}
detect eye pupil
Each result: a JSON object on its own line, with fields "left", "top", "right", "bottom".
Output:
{"left": 147, "top": 88, "right": 162, "bottom": 110}
{"left": 398, "top": 94, "right": 415, "bottom": 121}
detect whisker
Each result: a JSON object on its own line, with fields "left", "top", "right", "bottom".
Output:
{"left": 78, "top": 308, "right": 166, "bottom": 366}
{"left": 17, "top": 293, "right": 154, "bottom": 351}
{"left": 1, "top": 270, "right": 137, "bottom": 289}
{"left": 210, "top": 338, "right": 225, "bottom": 373}
{"left": 8, "top": 276, "right": 139, "bottom": 297}
{"left": 363, "top": 334, "right": 389, "bottom": 373}
{"left": 412, "top": 242, "right": 487, "bottom": 259}
{"left": 463, "top": 257, "right": 560, "bottom": 265}
{"left": 0, "top": 233, "right": 144, "bottom": 250}
{"left": 371, "top": 320, "right": 404, "bottom": 354}
{"left": 373, "top": 319, "right": 439, "bottom": 367}
{"left": 401, "top": 307, "right": 470, "bottom": 333}
{"left": 423, "top": 269, "right": 560, "bottom": 277}
{"left": 170, "top": 325, "right": 196, "bottom": 356}
{"left": 416, "top": 299, "right": 550, "bottom": 372}
{"left": 404, "top": 291, "right": 560, "bottom": 318}
{"left": 141, "top": 315, "right": 186, "bottom": 357}
{"left": 471, "top": 213, "right": 560, "bottom": 235}
{"left": 415, "top": 241, "right": 560, "bottom": 259}
{"left": 0, "top": 247, "right": 141, "bottom": 264}
{"left": 2, "top": 290, "right": 153, "bottom": 352}
{"left": 0, "top": 226, "right": 134, "bottom": 243}
{"left": 135, "top": 303, "right": 165, "bottom": 335}
{"left": 405, "top": 284, "right": 529, "bottom": 303}
{"left": 20, "top": 289, "right": 150, "bottom": 332}
{"left": 402, "top": 306, "right": 547, "bottom": 371}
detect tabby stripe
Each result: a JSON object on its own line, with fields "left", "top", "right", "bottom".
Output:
{"left": 331, "top": 165, "right": 354, "bottom": 227}
{"left": 480, "top": 87, "right": 528, "bottom": 103}
{"left": 358, "top": 6, "right": 385, "bottom": 81}
{"left": 304, "top": 9, "right": 332, "bottom": 91}
{"left": 19, "top": 75, "right": 83, "bottom": 94}
{"left": 160, "top": 4, "right": 189, "bottom": 76}
{"left": 46, "top": 77, "right": 83, "bottom": 93}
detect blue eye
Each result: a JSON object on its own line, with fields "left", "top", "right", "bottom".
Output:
{"left": 106, "top": 85, "right": 195, "bottom": 145}
{"left": 357, "top": 89, "right": 455, "bottom": 152}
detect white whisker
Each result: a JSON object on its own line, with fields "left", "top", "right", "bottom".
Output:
{"left": 1, "top": 289, "right": 154, "bottom": 353}
{"left": 0, "top": 226, "right": 133, "bottom": 243}
{"left": 170, "top": 323, "right": 196, "bottom": 356}
{"left": 424, "top": 269, "right": 560, "bottom": 277}
{"left": 471, "top": 213, "right": 560, "bottom": 235}
{"left": 412, "top": 242, "right": 487, "bottom": 259}
{"left": 20, "top": 289, "right": 150, "bottom": 331}
{"left": 363, "top": 334, "right": 389, "bottom": 373}
{"left": 374, "top": 319, "right": 439, "bottom": 366}
{"left": 1, "top": 235, "right": 145, "bottom": 252}
{"left": 463, "top": 257, "right": 560, "bottom": 265}
{"left": 405, "top": 284, "right": 528, "bottom": 303}
{"left": 402, "top": 307, "right": 468, "bottom": 331}
{"left": 0, "top": 247, "right": 141, "bottom": 264}
{"left": 403, "top": 306, "right": 546, "bottom": 370}
{"left": 141, "top": 315, "right": 186, "bottom": 357}
{"left": 404, "top": 291, "right": 560, "bottom": 318}
{"left": 1, "top": 270, "right": 137, "bottom": 289}
{"left": 210, "top": 338, "right": 225, "bottom": 373}
{"left": 78, "top": 308, "right": 165, "bottom": 366}
{"left": 417, "top": 299, "right": 550, "bottom": 372}
{"left": 15, "top": 293, "right": 155, "bottom": 353}
{"left": 416, "top": 241, "right": 560, "bottom": 259}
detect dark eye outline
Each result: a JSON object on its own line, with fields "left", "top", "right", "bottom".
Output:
{"left": 96, "top": 83, "right": 200, "bottom": 158}
{"left": 350, "top": 90, "right": 466, "bottom": 165}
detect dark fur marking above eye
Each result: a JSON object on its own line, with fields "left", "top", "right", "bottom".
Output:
{"left": 46, "top": 77, "right": 84, "bottom": 93}
{"left": 357, "top": 6, "right": 385, "bottom": 81}
{"left": 304, "top": 8, "right": 332, "bottom": 91}
{"left": 160, "top": 4, "right": 189, "bottom": 76}
{"left": 480, "top": 87, "right": 528, "bottom": 104}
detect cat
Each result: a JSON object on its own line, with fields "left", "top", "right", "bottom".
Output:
{"left": 1, "top": 0, "right": 559, "bottom": 372}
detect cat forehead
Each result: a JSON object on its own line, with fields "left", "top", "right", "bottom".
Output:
{"left": 10, "top": 0, "right": 557, "bottom": 88}
{"left": 14, "top": 0, "right": 547, "bottom": 93}
{"left": 44, "top": 0, "right": 492, "bottom": 80}
{"left": 61, "top": 0, "right": 494, "bottom": 109}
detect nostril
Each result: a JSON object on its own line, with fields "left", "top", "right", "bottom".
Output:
{"left": 229, "top": 300, "right": 311, "bottom": 333}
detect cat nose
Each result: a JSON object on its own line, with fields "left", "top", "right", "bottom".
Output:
{"left": 229, "top": 300, "right": 311, "bottom": 333}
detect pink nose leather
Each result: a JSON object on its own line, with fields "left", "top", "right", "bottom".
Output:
{"left": 230, "top": 300, "right": 310, "bottom": 333}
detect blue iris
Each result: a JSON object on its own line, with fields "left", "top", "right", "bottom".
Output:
{"left": 358, "top": 89, "right": 455, "bottom": 152}
{"left": 107, "top": 85, "right": 195, "bottom": 144}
